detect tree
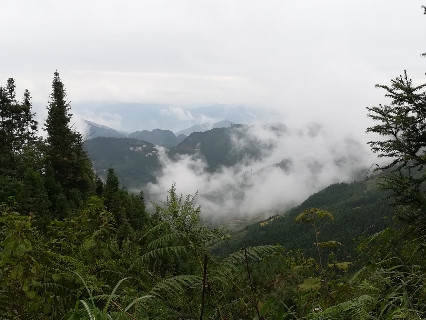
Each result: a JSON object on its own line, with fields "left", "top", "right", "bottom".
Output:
{"left": 44, "top": 71, "right": 94, "bottom": 213}
{"left": 0, "top": 79, "right": 38, "bottom": 175}
{"left": 366, "top": 71, "right": 426, "bottom": 234}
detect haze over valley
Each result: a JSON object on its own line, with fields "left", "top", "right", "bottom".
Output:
{"left": 83, "top": 109, "right": 377, "bottom": 224}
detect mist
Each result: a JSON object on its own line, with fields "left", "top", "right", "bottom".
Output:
{"left": 146, "top": 120, "right": 378, "bottom": 223}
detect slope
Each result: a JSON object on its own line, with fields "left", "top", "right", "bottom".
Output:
{"left": 84, "top": 137, "right": 161, "bottom": 189}
{"left": 218, "top": 175, "right": 395, "bottom": 257}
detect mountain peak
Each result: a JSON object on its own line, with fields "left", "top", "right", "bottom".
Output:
{"left": 175, "top": 119, "right": 235, "bottom": 136}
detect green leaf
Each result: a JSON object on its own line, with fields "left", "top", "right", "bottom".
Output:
{"left": 259, "top": 299, "right": 274, "bottom": 316}
{"left": 294, "top": 208, "right": 334, "bottom": 223}
{"left": 327, "top": 262, "right": 352, "bottom": 271}
{"left": 298, "top": 277, "right": 321, "bottom": 292}
{"left": 317, "top": 241, "right": 342, "bottom": 248}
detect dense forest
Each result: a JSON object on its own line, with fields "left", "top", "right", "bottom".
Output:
{"left": 1, "top": 10, "right": 426, "bottom": 318}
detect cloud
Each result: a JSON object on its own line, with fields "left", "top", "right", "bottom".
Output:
{"left": 160, "top": 106, "right": 220, "bottom": 125}
{"left": 161, "top": 106, "right": 195, "bottom": 122}
{"left": 74, "top": 109, "right": 124, "bottom": 131}
{"left": 146, "top": 119, "right": 379, "bottom": 224}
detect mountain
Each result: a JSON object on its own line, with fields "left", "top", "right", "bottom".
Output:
{"left": 129, "top": 129, "right": 186, "bottom": 147}
{"left": 84, "top": 120, "right": 127, "bottom": 139}
{"left": 175, "top": 119, "right": 234, "bottom": 136}
{"left": 172, "top": 125, "right": 269, "bottom": 171}
{"left": 84, "top": 137, "right": 161, "bottom": 189}
{"left": 216, "top": 175, "right": 395, "bottom": 257}
{"left": 82, "top": 125, "right": 269, "bottom": 189}
{"left": 73, "top": 102, "right": 267, "bottom": 133}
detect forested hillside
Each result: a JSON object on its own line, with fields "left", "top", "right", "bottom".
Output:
{"left": 84, "top": 137, "right": 161, "bottom": 189}
{"left": 83, "top": 124, "right": 273, "bottom": 187}
{"left": 218, "top": 175, "right": 395, "bottom": 257}
{"left": 1, "top": 63, "right": 425, "bottom": 319}
{"left": 129, "top": 129, "right": 186, "bottom": 147}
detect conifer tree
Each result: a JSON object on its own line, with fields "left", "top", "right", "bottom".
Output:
{"left": 367, "top": 71, "right": 426, "bottom": 234}
{"left": 44, "top": 71, "right": 94, "bottom": 211}
{"left": 0, "top": 79, "right": 38, "bottom": 175}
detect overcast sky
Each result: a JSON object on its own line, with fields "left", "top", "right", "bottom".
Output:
{"left": 1, "top": 0, "right": 425, "bottom": 133}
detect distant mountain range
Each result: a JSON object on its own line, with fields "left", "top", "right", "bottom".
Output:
{"left": 129, "top": 129, "right": 186, "bottom": 148}
{"left": 84, "top": 119, "right": 235, "bottom": 147}
{"left": 84, "top": 124, "right": 260, "bottom": 188}
{"left": 74, "top": 102, "right": 269, "bottom": 133}
{"left": 85, "top": 120, "right": 127, "bottom": 139}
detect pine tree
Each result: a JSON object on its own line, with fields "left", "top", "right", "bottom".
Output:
{"left": 44, "top": 71, "right": 94, "bottom": 212}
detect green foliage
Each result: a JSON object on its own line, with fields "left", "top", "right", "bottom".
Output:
{"left": 218, "top": 177, "right": 395, "bottom": 258}
{"left": 307, "top": 295, "right": 375, "bottom": 320}
{"left": 67, "top": 274, "right": 153, "bottom": 320}
{"left": 298, "top": 277, "right": 322, "bottom": 292}
{"left": 0, "top": 78, "right": 38, "bottom": 176}
{"left": 294, "top": 208, "right": 335, "bottom": 223}
{"left": 44, "top": 71, "right": 95, "bottom": 212}
{"left": 84, "top": 137, "right": 161, "bottom": 189}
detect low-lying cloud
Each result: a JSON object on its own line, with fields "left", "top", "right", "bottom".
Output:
{"left": 146, "top": 121, "right": 378, "bottom": 223}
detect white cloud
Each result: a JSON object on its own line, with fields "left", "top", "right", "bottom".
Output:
{"left": 146, "top": 119, "right": 380, "bottom": 223}
{"left": 3, "top": 0, "right": 424, "bottom": 133}
{"left": 75, "top": 110, "right": 124, "bottom": 131}
{"left": 160, "top": 105, "right": 220, "bottom": 125}
{"left": 161, "top": 106, "right": 195, "bottom": 122}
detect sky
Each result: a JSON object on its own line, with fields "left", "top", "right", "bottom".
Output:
{"left": 1, "top": 0, "right": 425, "bottom": 133}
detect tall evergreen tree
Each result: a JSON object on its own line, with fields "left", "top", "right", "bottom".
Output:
{"left": 44, "top": 71, "right": 94, "bottom": 212}
{"left": 0, "top": 79, "right": 38, "bottom": 175}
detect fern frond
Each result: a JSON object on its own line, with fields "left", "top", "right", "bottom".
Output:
{"left": 221, "top": 245, "right": 279, "bottom": 266}
{"left": 75, "top": 272, "right": 96, "bottom": 307}
{"left": 102, "top": 277, "right": 130, "bottom": 314}
{"left": 149, "top": 275, "right": 202, "bottom": 298}
{"left": 123, "top": 295, "right": 154, "bottom": 313}
{"left": 140, "top": 221, "right": 169, "bottom": 240}
{"left": 80, "top": 300, "right": 96, "bottom": 320}
{"left": 307, "top": 295, "right": 376, "bottom": 320}
{"left": 147, "top": 232, "right": 187, "bottom": 250}
{"left": 140, "top": 245, "right": 188, "bottom": 263}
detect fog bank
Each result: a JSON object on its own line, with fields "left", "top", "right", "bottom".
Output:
{"left": 147, "top": 121, "right": 377, "bottom": 222}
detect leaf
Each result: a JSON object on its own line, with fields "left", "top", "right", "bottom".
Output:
{"left": 327, "top": 262, "right": 353, "bottom": 271}
{"left": 317, "top": 241, "right": 342, "bottom": 248}
{"left": 123, "top": 295, "right": 154, "bottom": 313}
{"left": 52, "top": 273, "right": 61, "bottom": 282}
{"left": 298, "top": 277, "right": 321, "bottom": 292}
{"left": 80, "top": 300, "right": 96, "bottom": 320}
{"left": 103, "top": 277, "right": 130, "bottom": 314}
{"left": 294, "top": 208, "right": 334, "bottom": 223}
{"left": 259, "top": 299, "right": 274, "bottom": 316}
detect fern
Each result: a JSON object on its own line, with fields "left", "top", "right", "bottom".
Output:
{"left": 140, "top": 245, "right": 189, "bottom": 263}
{"left": 147, "top": 231, "right": 187, "bottom": 250}
{"left": 68, "top": 274, "right": 153, "bottom": 319}
{"left": 307, "top": 295, "right": 376, "bottom": 320}
{"left": 149, "top": 274, "right": 202, "bottom": 298}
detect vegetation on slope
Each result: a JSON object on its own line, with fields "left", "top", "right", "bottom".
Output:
{"left": 218, "top": 175, "right": 396, "bottom": 258}
{"left": 84, "top": 137, "right": 161, "bottom": 189}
